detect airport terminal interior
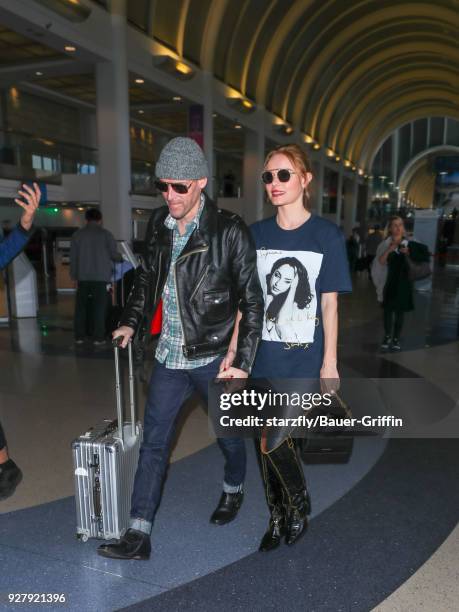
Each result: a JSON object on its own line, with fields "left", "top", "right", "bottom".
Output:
{"left": 0, "top": 1, "right": 458, "bottom": 610}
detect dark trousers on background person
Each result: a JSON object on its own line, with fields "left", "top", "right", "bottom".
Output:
{"left": 74, "top": 280, "right": 108, "bottom": 341}
{"left": 130, "top": 357, "right": 246, "bottom": 529}
{"left": 384, "top": 307, "right": 404, "bottom": 338}
{"left": 0, "top": 420, "right": 6, "bottom": 450}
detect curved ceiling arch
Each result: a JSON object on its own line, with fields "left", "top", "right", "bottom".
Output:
{"left": 406, "top": 166, "right": 436, "bottom": 208}
{"left": 288, "top": 16, "right": 457, "bottom": 127}
{"left": 335, "top": 71, "right": 458, "bottom": 161}
{"left": 398, "top": 145, "right": 459, "bottom": 192}
{"left": 301, "top": 21, "right": 454, "bottom": 131}
{"left": 199, "top": 0, "right": 231, "bottom": 71}
{"left": 176, "top": 0, "right": 191, "bottom": 58}
{"left": 149, "top": 0, "right": 459, "bottom": 174}
{"left": 349, "top": 91, "right": 457, "bottom": 165}
{"left": 327, "top": 59, "right": 458, "bottom": 154}
{"left": 222, "top": 0, "right": 252, "bottom": 81}
{"left": 306, "top": 35, "right": 457, "bottom": 143}
{"left": 240, "top": 0, "right": 278, "bottom": 96}
{"left": 360, "top": 108, "right": 459, "bottom": 168}
{"left": 294, "top": 17, "right": 457, "bottom": 136}
{"left": 253, "top": 0, "right": 317, "bottom": 104}
{"left": 288, "top": 4, "right": 459, "bottom": 126}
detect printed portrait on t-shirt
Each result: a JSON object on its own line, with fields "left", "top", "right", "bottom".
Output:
{"left": 256, "top": 249, "right": 323, "bottom": 343}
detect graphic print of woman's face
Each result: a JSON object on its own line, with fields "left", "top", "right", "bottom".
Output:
{"left": 266, "top": 257, "right": 313, "bottom": 311}
{"left": 270, "top": 263, "right": 296, "bottom": 295}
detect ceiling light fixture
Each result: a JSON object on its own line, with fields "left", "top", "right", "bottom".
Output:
{"left": 153, "top": 55, "right": 195, "bottom": 80}
{"left": 234, "top": 123, "right": 242, "bottom": 129}
{"left": 172, "top": 96, "right": 182, "bottom": 101}
{"left": 135, "top": 78, "right": 144, "bottom": 84}
{"left": 36, "top": 0, "right": 90, "bottom": 22}
{"left": 35, "top": 71, "right": 43, "bottom": 76}
{"left": 64, "top": 45, "right": 77, "bottom": 52}
{"left": 275, "top": 123, "right": 294, "bottom": 136}
{"left": 226, "top": 97, "right": 256, "bottom": 114}
{"left": 175, "top": 61, "right": 192, "bottom": 75}
{"left": 304, "top": 134, "right": 314, "bottom": 144}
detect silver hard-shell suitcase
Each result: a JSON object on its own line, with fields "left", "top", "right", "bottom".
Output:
{"left": 72, "top": 341, "right": 142, "bottom": 541}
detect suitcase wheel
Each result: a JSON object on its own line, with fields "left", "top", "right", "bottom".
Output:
{"left": 76, "top": 533, "right": 89, "bottom": 542}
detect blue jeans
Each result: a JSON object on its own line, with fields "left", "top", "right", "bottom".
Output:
{"left": 130, "top": 358, "right": 246, "bottom": 528}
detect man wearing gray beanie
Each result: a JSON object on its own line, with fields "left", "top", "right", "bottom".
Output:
{"left": 98, "top": 137, "right": 263, "bottom": 561}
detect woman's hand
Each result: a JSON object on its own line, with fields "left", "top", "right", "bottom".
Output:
{"left": 320, "top": 360, "right": 340, "bottom": 395}
{"left": 15, "top": 182, "right": 41, "bottom": 231}
{"left": 219, "top": 347, "right": 236, "bottom": 373}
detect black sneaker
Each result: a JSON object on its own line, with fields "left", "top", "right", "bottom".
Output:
{"left": 380, "top": 335, "right": 391, "bottom": 350}
{"left": 0, "top": 459, "right": 23, "bottom": 500}
{"left": 391, "top": 338, "right": 401, "bottom": 351}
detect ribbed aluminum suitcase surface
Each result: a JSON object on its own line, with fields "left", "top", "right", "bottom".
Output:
{"left": 72, "top": 420, "right": 142, "bottom": 541}
{"left": 72, "top": 340, "right": 142, "bottom": 541}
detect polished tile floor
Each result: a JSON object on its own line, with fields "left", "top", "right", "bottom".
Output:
{"left": 0, "top": 265, "right": 458, "bottom": 611}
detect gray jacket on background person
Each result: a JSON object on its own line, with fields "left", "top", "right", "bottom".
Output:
{"left": 70, "top": 221, "right": 122, "bottom": 282}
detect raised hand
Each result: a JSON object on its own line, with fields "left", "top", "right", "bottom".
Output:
{"left": 15, "top": 182, "right": 41, "bottom": 231}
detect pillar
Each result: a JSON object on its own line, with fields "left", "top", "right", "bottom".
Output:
{"left": 242, "top": 111, "right": 265, "bottom": 225}
{"left": 95, "top": 0, "right": 132, "bottom": 240}
{"left": 343, "top": 176, "right": 358, "bottom": 236}
{"left": 311, "top": 156, "right": 324, "bottom": 215}
{"left": 202, "top": 71, "right": 214, "bottom": 199}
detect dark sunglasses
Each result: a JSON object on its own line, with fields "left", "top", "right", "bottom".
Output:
{"left": 261, "top": 169, "right": 297, "bottom": 184}
{"left": 155, "top": 180, "right": 193, "bottom": 194}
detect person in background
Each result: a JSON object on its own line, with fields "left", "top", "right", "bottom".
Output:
{"left": 0, "top": 182, "right": 40, "bottom": 500}
{"left": 346, "top": 227, "right": 360, "bottom": 273}
{"left": 70, "top": 208, "right": 122, "bottom": 346}
{"left": 372, "top": 216, "right": 413, "bottom": 351}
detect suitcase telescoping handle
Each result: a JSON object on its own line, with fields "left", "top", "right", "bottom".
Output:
{"left": 113, "top": 337, "right": 136, "bottom": 441}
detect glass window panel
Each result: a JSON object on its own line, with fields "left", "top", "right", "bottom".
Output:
{"left": 32, "top": 154, "right": 42, "bottom": 170}
{"left": 446, "top": 118, "right": 459, "bottom": 146}
{"left": 412, "top": 119, "right": 428, "bottom": 156}
{"left": 430, "top": 117, "right": 444, "bottom": 147}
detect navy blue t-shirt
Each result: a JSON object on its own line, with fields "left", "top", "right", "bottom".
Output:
{"left": 250, "top": 215, "right": 352, "bottom": 378}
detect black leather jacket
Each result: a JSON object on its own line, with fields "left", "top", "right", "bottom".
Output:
{"left": 120, "top": 195, "right": 263, "bottom": 373}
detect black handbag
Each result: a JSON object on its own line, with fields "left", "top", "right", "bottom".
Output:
{"left": 300, "top": 393, "right": 354, "bottom": 464}
{"left": 406, "top": 257, "right": 431, "bottom": 281}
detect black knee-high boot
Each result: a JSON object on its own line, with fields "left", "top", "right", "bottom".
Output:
{"left": 259, "top": 449, "right": 287, "bottom": 552}
{"left": 265, "top": 437, "right": 311, "bottom": 546}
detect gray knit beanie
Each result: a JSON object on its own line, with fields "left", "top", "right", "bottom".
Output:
{"left": 155, "top": 137, "right": 209, "bottom": 180}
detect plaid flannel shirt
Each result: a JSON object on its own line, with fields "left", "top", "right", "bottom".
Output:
{"left": 155, "top": 195, "right": 217, "bottom": 369}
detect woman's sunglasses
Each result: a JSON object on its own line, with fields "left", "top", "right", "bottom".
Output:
{"left": 155, "top": 180, "right": 192, "bottom": 194}
{"left": 261, "top": 169, "right": 297, "bottom": 184}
